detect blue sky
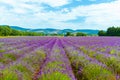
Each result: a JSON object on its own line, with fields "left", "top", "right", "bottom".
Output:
{"left": 0, "top": 0, "right": 120, "bottom": 30}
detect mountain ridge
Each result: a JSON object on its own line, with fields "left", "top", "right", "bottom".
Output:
{"left": 10, "top": 26, "right": 99, "bottom": 34}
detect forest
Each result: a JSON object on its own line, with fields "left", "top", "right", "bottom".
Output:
{"left": 0, "top": 25, "right": 44, "bottom": 36}
{"left": 0, "top": 25, "right": 120, "bottom": 36}
{"left": 98, "top": 27, "right": 120, "bottom": 36}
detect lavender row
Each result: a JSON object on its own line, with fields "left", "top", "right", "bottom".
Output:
{"left": 33, "top": 38, "right": 76, "bottom": 80}
{"left": 0, "top": 37, "right": 56, "bottom": 80}
{"left": 0, "top": 36, "right": 120, "bottom": 80}
{"left": 62, "top": 37, "right": 120, "bottom": 79}
{"left": 0, "top": 38, "right": 53, "bottom": 68}
{"left": 0, "top": 37, "right": 53, "bottom": 53}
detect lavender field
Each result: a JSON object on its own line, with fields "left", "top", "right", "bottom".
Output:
{"left": 0, "top": 36, "right": 120, "bottom": 80}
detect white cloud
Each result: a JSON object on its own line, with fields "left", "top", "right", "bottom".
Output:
{"left": 0, "top": 0, "right": 120, "bottom": 29}
{"left": 0, "top": 0, "right": 70, "bottom": 7}
{"left": 41, "top": 0, "right": 70, "bottom": 7}
{"left": 68, "top": 0, "right": 120, "bottom": 29}
{"left": 61, "top": 8, "right": 70, "bottom": 13}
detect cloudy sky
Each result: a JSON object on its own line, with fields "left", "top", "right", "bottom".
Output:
{"left": 0, "top": 0, "right": 120, "bottom": 30}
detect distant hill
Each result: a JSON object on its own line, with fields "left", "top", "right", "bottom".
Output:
{"left": 10, "top": 26, "right": 30, "bottom": 31}
{"left": 10, "top": 26, "right": 99, "bottom": 34}
{"left": 76, "top": 29, "right": 99, "bottom": 34}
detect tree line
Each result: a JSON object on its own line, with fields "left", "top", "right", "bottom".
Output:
{"left": 0, "top": 25, "right": 44, "bottom": 36}
{"left": 98, "top": 26, "right": 120, "bottom": 36}
{"left": 0, "top": 25, "right": 88, "bottom": 36}
{"left": 65, "top": 32, "right": 87, "bottom": 36}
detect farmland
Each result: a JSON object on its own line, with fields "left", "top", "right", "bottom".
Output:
{"left": 0, "top": 36, "right": 120, "bottom": 80}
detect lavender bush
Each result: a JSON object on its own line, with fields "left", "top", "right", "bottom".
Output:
{"left": 0, "top": 36, "right": 120, "bottom": 80}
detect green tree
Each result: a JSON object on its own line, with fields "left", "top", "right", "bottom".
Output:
{"left": 65, "top": 32, "right": 71, "bottom": 36}
{"left": 76, "top": 32, "right": 87, "bottom": 36}
{"left": 11, "top": 29, "right": 23, "bottom": 36}
{"left": 0, "top": 25, "right": 45, "bottom": 36}
{"left": 106, "top": 26, "right": 120, "bottom": 36}
{"left": 106, "top": 27, "right": 116, "bottom": 36}
{"left": 98, "top": 26, "right": 120, "bottom": 36}
{"left": 98, "top": 30, "right": 106, "bottom": 36}
{"left": 0, "top": 25, "right": 12, "bottom": 36}
{"left": 65, "top": 32, "right": 74, "bottom": 36}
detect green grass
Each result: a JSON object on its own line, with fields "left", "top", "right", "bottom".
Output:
{"left": 23, "top": 50, "right": 46, "bottom": 69}
{"left": 68, "top": 48, "right": 116, "bottom": 80}
{"left": 10, "top": 64, "right": 30, "bottom": 73}
{"left": 0, "top": 49, "right": 5, "bottom": 53}
{"left": 109, "top": 49, "right": 116, "bottom": 54}
{"left": 0, "top": 45, "right": 118, "bottom": 80}
{"left": 95, "top": 54, "right": 120, "bottom": 74}
{"left": 0, "top": 53, "right": 17, "bottom": 64}
{"left": 88, "top": 50, "right": 96, "bottom": 57}
{"left": 95, "top": 54, "right": 105, "bottom": 62}
{"left": 53, "top": 49, "right": 60, "bottom": 53}
{"left": 3, "top": 53, "right": 17, "bottom": 61}
{"left": 105, "top": 56, "right": 120, "bottom": 74}
{"left": 45, "top": 61, "right": 64, "bottom": 71}
{"left": 82, "top": 64, "right": 115, "bottom": 80}
{"left": 39, "top": 72, "right": 71, "bottom": 80}
{"left": 0, "top": 36, "right": 19, "bottom": 38}
{"left": 2, "top": 64, "right": 32, "bottom": 80}
{"left": 0, "top": 69, "right": 18, "bottom": 80}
